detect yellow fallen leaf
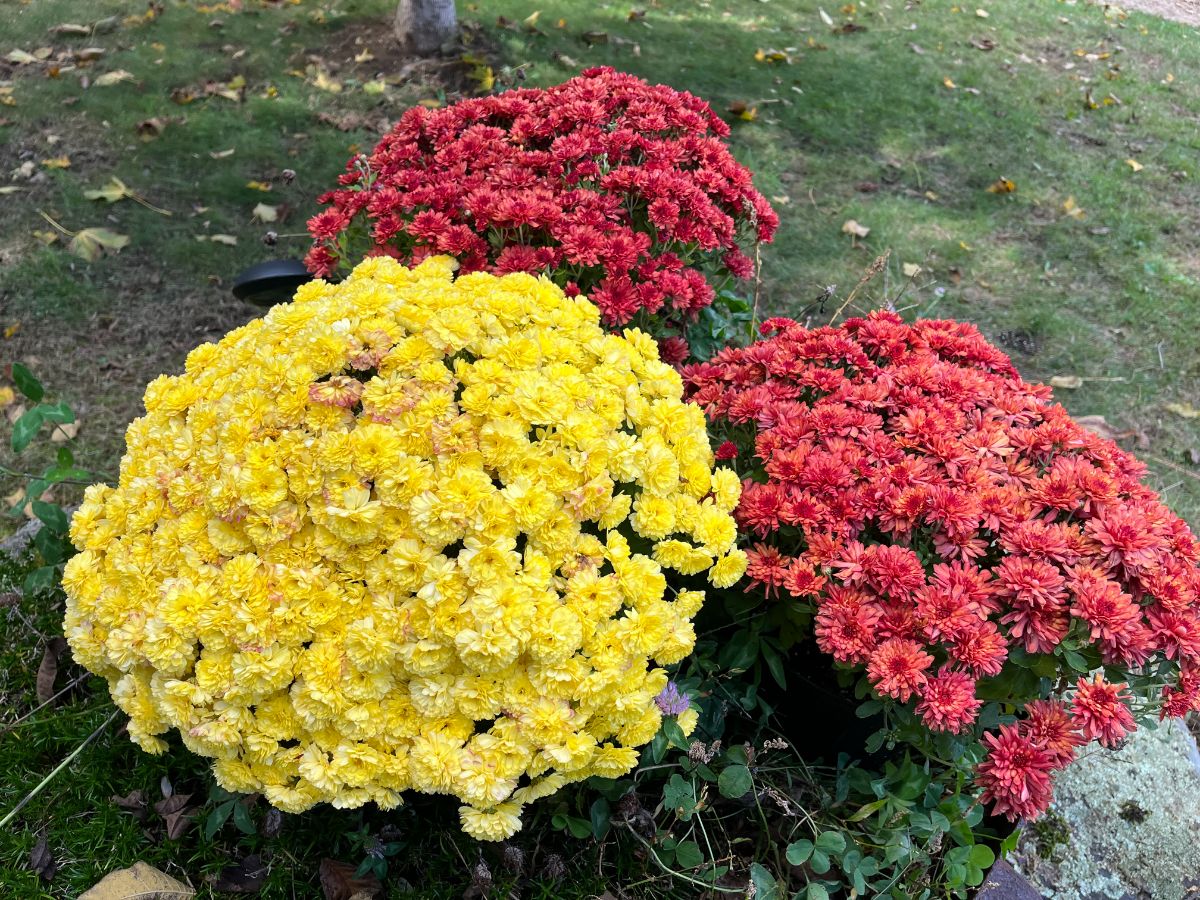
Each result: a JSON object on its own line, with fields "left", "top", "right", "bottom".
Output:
{"left": 0, "top": 386, "right": 13, "bottom": 409}
{"left": 417, "top": 98, "right": 442, "bottom": 108}
{"left": 70, "top": 227, "right": 129, "bottom": 262}
{"left": 79, "top": 861, "right": 195, "bottom": 900}
{"left": 84, "top": 177, "right": 131, "bottom": 203}
{"left": 819, "top": 7, "right": 835, "bottom": 26}
{"left": 252, "top": 202, "right": 278, "bottom": 223}
{"left": 924, "top": 190, "right": 940, "bottom": 201}
{"left": 6, "top": 49, "right": 38, "bottom": 65}
{"left": 94, "top": 69, "right": 135, "bottom": 87}
{"left": 362, "top": 80, "right": 386, "bottom": 95}
{"left": 3, "top": 322, "right": 19, "bottom": 338}
{"left": 943, "top": 76, "right": 957, "bottom": 89}
{"left": 841, "top": 219, "right": 870, "bottom": 238}
{"left": 32, "top": 230, "right": 59, "bottom": 245}
{"left": 986, "top": 177, "right": 1016, "bottom": 193}
{"left": 975, "top": 8, "right": 989, "bottom": 17}
{"left": 354, "top": 48, "right": 375, "bottom": 63}
{"left": 1125, "top": 158, "right": 1143, "bottom": 172}
{"left": 1062, "top": 196, "right": 1086, "bottom": 219}
{"left": 311, "top": 69, "right": 342, "bottom": 93}
{"left": 902, "top": 262, "right": 922, "bottom": 277}
{"left": 1165, "top": 402, "right": 1200, "bottom": 419}
{"left": 210, "top": 148, "right": 235, "bottom": 159}
{"left": 245, "top": 180, "right": 272, "bottom": 192}
{"left": 755, "top": 48, "right": 791, "bottom": 63}
{"left": 0, "top": 185, "right": 23, "bottom": 195}
{"left": 1049, "top": 375, "right": 1083, "bottom": 389}
{"left": 727, "top": 101, "right": 758, "bottom": 121}
{"left": 524, "top": 10, "right": 541, "bottom": 28}
{"left": 41, "top": 155, "right": 71, "bottom": 169}
{"left": 202, "top": 234, "right": 238, "bottom": 246}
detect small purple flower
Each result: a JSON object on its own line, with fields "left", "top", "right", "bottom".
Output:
{"left": 655, "top": 681, "right": 690, "bottom": 716}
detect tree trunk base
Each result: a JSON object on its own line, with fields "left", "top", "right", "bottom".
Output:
{"left": 394, "top": 0, "right": 458, "bottom": 56}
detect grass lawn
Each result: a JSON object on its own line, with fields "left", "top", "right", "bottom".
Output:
{"left": 1, "top": 0, "right": 1199, "bottom": 896}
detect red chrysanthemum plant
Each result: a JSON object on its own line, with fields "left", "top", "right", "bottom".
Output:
{"left": 684, "top": 311, "right": 1200, "bottom": 822}
{"left": 306, "top": 67, "right": 778, "bottom": 361}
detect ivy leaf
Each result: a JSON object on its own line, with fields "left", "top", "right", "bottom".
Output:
{"left": 786, "top": 839, "right": 814, "bottom": 865}
{"left": 69, "top": 227, "right": 129, "bottom": 262}
{"left": 748, "top": 862, "right": 781, "bottom": 900}
{"left": 11, "top": 363, "right": 43, "bottom": 402}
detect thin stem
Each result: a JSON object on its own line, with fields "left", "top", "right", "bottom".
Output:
{"left": 0, "top": 674, "right": 92, "bottom": 737}
{"left": 615, "top": 821, "right": 743, "bottom": 894}
{"left": 0, "top": 709, "right": 119, "bottom": 829}
{"left": 0, "top": 464, "right": 110, "bottom": 487}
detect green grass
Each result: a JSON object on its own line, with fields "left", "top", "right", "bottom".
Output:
{"left": 2, "top": 0, "right": 1200, "bottom": 896}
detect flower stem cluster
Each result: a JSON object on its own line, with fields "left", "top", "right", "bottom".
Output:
{"left": 62, "top": 257, "right": 743, "bottom": 840}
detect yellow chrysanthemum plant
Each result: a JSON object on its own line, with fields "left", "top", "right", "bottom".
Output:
{"left": 61, "top": 256, "right": 745, "bottom": 842}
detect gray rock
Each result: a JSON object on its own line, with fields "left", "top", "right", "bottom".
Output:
{"left": 977, "top": 858, "right": 1044, "bottom": 900}
{"left": 1008, "top": 719, "right": 1200, "bottom": 900}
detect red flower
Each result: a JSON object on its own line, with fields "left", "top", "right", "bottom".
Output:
{"left": 714, "top": 440, "right": 739, "bottom": 461}
{"left": 916, "top": 668, "right": 981, "bottom": 733}
{"left": 307, "top": 68, "right": 776, "bottom": 335}
{"left": 1071, "top": 675, "right": 1135, "bottom": 748}
{"left": 1022, "top": 699, "right": 1084, "bottom": 766}
{"left": 976, "top": 723, "right": 1058, "bottom": 820}
{"left": 866, "top": 638, "right": 933, "bottom": 702}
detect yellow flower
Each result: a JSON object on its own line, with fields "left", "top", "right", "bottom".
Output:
{"left": 60, "top": 257, "right": 738, "bottom": 841}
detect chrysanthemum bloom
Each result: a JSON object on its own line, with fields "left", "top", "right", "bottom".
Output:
{"left": 976, "top": 724, "right": 1056, "bottom": 820}
{"left": 61, "top": 257, "right": 744, "bottom": 841}
{"left": 685, "top": 310, "right": 1200, "bottom": 820}
{"left": 306, "top": 68, "right": 777, "bottom": 332}
{"left": 915, "top": 668, "right": 981, "bottom": 733}
{"left": 1071, "top": 675, "right": 1136, "bottom": 747}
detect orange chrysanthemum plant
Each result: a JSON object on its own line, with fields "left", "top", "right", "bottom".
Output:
{"left": 685, "top": 311, "right": 1200, "bottom": 822}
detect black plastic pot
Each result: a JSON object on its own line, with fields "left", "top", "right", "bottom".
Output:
{"left": 232, "top": 258, "right": 314, "bottom": 308}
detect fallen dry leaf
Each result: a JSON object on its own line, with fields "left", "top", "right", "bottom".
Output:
{"left": 198, "top": 234, "right": 238, "bottom": 246}
{"left": 1125, "top": 158, "right": 1144, "bottom": 172}
{"left": 135, "top": 117, "right": 167, "bottom": 140}
{"left": 209, "top": 148, "right": 235, "bottom": 159}
{"left": 36, "top": 636, "right": 69, "bottom": 704}
{"left": 154, "top": 793, "right": 197, "bottom": 841}
{"left": 319, "top": 859, "right": 382, "bottom": 900}
{"left": 29, "top": 832, "right": 56, "bottom": 882}
{"left": 902, "top": 262, "right": 922, "bottom": 277}
{"left": 1062, "top": 196, "right": 1086, "bottom": 219}
{"left": 943, "top": 76, "right": 957, "bottom": 89}
{"left": 1166, "top": 402, "right": 1200, "bottom": 419}
{"left": 726, "top": 100, "right": 758, "bottom": 122}
{"left": 93, "top": 69, "right": 135, "bottom": 87}
{"left": 70, "top": 227, "right": 129, "bottom": 262}
{"left": 50, "top": 23, "right": 92, "bottom": 36}
{"left": 210, "top": 854, "right": 267, "bottom": 894}
{"left": 245, "top": 180, "right": 271, "bottom": 192}
{"left": 0, "top": 185, "right": 23, "bottom": 195}
{"left": 0, "top": 386, "right": 14, "bottom": 409}
{"left": 41, "top": 155, "right": 71, "bottom": 169}
{"left": 79, "top": 861, "right": 195, "bottom": 899}
{"left": 6, "top": 49, "right": 39, "bottom": 65}
{"left": 986, "top": 177, "right": 1016, "bottom": 193}
{"left": 111, "top": 790, "right": 149, "bottom": 822}
{"left": 252, "top": 202, "right": 278, "bottom": 223}
{"left": 50, "top": 420, "right": 79, "bottom": 442}
{"left": 841, "top": 219, "right": 870, "bottom": 238}
{"left": 970, "top": 36, "right": 996, "bottom": 51}
{"left": 1050, "top": 375, "right": 1084, "bottom": 389}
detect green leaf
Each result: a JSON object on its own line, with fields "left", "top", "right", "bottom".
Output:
{"left": 814, "top": 831, "right": 847, "bottom": 854}
{"left": 674, "top": 840, "right": 703, "bottom": 870}
{"left": 38, "top": 401, "right": 74, "bottom": 425}
{"left": 232, "top": 800, "right": 256, "bottom": 835}
{"left": 589, "top": 797, "right": 610, "bottom": 840}
{"left": 785, "top": 840, "right": 814, "bottom": 865}
{"left": 809, "top": 850, "right": 831, "bottom": 875}
{"left": 717, "top": 764, "right": 753, "bottom": 799}
{"left": 22, "top": 565, "right": 58, "bottom": 596}
{"left": 661, "top": 716, "right": 687, "bottom": 749}
{"left": 34, "top": 527, "right": 68, "bottom": 565}
{"left": 205, "top": 801, "right": 233, "bottom": 840}
{"left": 969, "top": 844, "right": 996, "bottom": 870}
{"left": 11, "top": 363, "right": 44, "bottom": 401}
{"left": 847, "top": 797, "right": 888, "bottom": 822}
{"left": 806, "top": 885, "right": 830, "bottom": 900}
{"left": 748, "top": 863, "right": 781, "bottom": 900}
{"left": 56, "top": 446, "right": 74, "bottom": 468}
{"left": 565, "top": 816, "right": 592, "bottom": 840}
{"left": 11, "top": 407, "right": 44, "bottom": 453}
{"left": 32, "top": 500, "right": 68, "bottom": 535}
{"left": 1064, "top": 648, "right": 1089, "bottom": 672}
{"left": 761, "top": 642, "right": 787, "bottom": 688}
